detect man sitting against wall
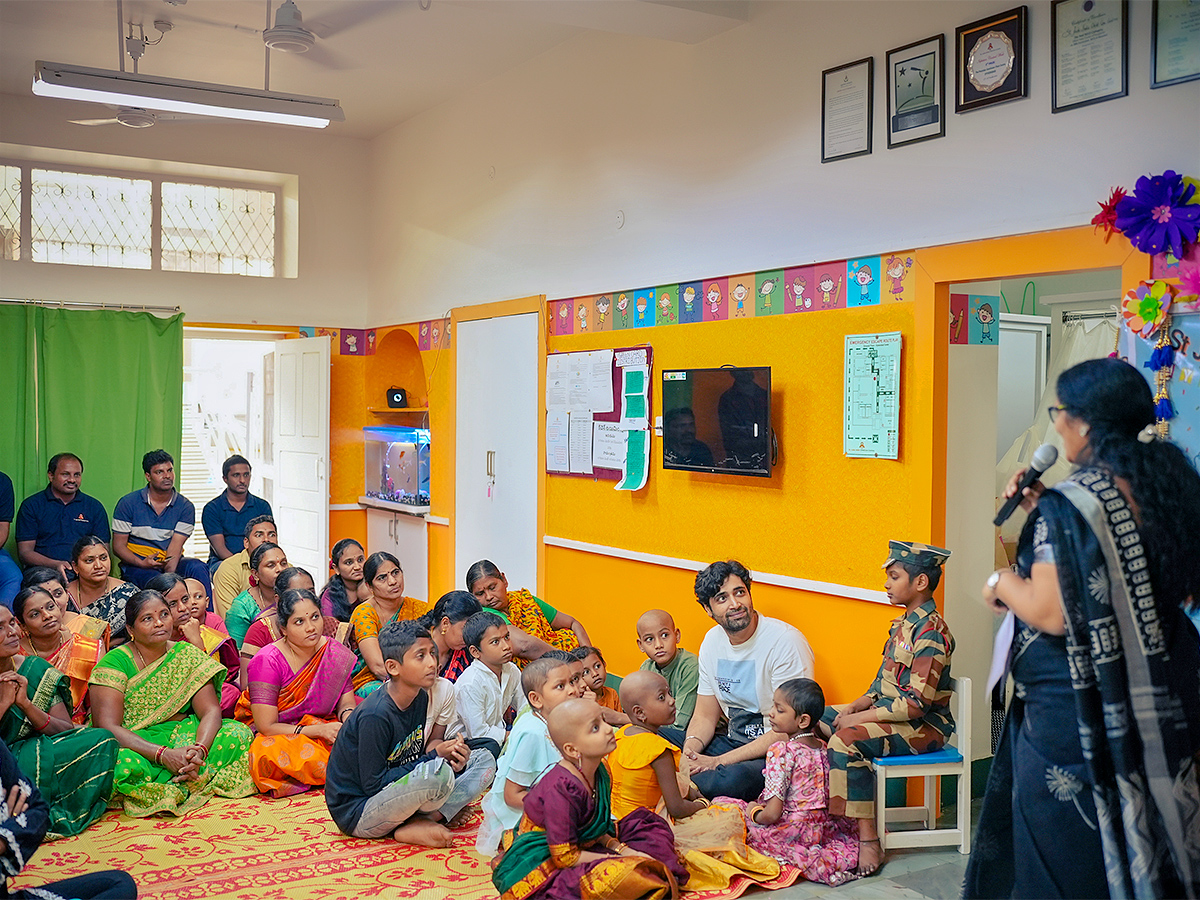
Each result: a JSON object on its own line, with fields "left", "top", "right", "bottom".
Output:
{"left": 202, "top": 454, "right": 273, "bottom": 574}
{"left": 14, "top": 453, "right": 111, "bottom": 584}
{"left": 661, "top": 559, "right": 815, "bottom": 801}
{"left": 211, "top": 514, "right": 277, "bottom": 619}
{"left": 111, "top": 449, "right": 213, "bottom": 597}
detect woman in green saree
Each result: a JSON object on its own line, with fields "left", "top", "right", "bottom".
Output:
{"left": 89, "top": 589, "right": 255, "bottom": 817}
{"left": 0, "top": 592, "right": 117, "bottom": 839}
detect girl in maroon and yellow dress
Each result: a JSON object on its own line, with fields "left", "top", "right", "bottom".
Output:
{"left": 349, "top": 552, "right": 430, "bottom": 698}
{"left": 236, "top": 588, "right": 357, "bottom": 797}
{"left": 466, "top": 559, "right": 590, "bottom": 668}
{"left": 241, "top": 568, "right": 351, "bottom": 681}
{"left": 492, "top": 698, "right": 687, "bottom": 900}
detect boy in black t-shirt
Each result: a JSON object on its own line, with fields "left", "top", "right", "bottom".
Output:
{"left": 326, "top": 620, "right": 497, "bottom": 847}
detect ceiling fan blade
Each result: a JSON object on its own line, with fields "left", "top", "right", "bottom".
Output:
{"left": 69, "top": 118, "right": 121, "bottom": 126}
{"left": 306, "top": 0, "right": 401, "bottom": 40}
{"left": 295, "top": 42, "right": 354, "bottom": 70}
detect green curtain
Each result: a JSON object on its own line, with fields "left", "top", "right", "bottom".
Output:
{"left": 0, "top": 305, "right": 183, "bottom": 557}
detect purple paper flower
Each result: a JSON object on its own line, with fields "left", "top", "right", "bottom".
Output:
{"left": 1114, "top": 170, "right": 1200, "bottom": 259}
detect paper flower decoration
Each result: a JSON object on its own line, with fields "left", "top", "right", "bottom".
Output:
{"left": 1114, "top": 170, "right": 1200, "bottom": 259}
{"left": 1121, "top": 280, "right": 1174, "bottom": 338}
{"left": 1091, "top": 186, "right": 1126, "bottom": 241}
{"left": 1177, "top": 265, "right": 1200, "bottom": 311}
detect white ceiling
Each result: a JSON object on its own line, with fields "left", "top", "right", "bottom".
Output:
{"left": 0, "top": 0, "right": 748, "bottom": 139}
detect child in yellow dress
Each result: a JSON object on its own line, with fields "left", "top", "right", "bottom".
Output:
{"left": 609, "top": 670, "right": 780, "bottom": 892}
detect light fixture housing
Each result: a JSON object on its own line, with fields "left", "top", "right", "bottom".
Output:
{"left": 33, "top": 60, "right": 344, "bottom": 128}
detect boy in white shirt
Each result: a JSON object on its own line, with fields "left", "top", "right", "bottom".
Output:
{"left": 454, "top": 611, "right": 525, "bottom": 749}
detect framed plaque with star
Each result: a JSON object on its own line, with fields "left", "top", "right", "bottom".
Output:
{"left": 886, "top": 34, "right": 946, "bottom": 148}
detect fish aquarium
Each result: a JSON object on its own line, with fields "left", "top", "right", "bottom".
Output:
{"left": 363, "top": 426, "right": 431, "bottom": 510}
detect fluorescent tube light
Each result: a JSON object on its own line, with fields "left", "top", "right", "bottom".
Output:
{"left": 33, "top": 60, "right": 344, "bottom": 128}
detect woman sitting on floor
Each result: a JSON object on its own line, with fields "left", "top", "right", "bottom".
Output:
{"left": 89, "top": 589, "right": 255, "bottom": 817}
{"left": 350, "top": 552, "right": 430, "bottom": 698}
{"left": 147, "top": 573, "right": 241, "bottom": 719}
{"left": 466, "top": 560, "right": 590, "bottom": 666}
{"left": 319, "top": 539, "right": 369, "bottom": 622}
{"left": 242, "top": 568, "right": 350, "bottom": 678}
{"left": 225, "top": 543, "right": 289, "bottom": 648}
{"left": 236, "top": 588, "right": 357, "bottom": 797}
{"left": 68, "top": 536, "right": 138, "bottom": 644}
{"left": 0, "top": 596, "right": 118, "bottom": 840}
{"left": 418, "top": 590, "right": 483, "bottom": 683}
{"left": 15, "top": 571, "right": 109, "bottom": 724}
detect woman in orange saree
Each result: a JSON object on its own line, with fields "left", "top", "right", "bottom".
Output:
{"left": 236, "top": 589, "right": 357, "bottom": 797}
{"left": 466, "top": 560, "right": 590, "bottom": 667}
{"left": 15, "top": 569, "right": 109, "bottom": 724}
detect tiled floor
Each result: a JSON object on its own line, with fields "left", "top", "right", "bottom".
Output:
{"left": 749, "top": 800, "right": 980, "bottom": 900}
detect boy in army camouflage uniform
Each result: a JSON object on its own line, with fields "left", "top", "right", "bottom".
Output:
{"left": 821, "top": 540, "right": 955, "bottom": 876}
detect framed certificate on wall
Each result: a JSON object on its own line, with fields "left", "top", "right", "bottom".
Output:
{"left": 822, "top": 57, "right": 874, "bottom": 163}
{"left": 1051, "top": 0, "right": 1128, "bottom": 112}
{"left": 1152, "top": 0, "right": 1200, "bottom": 88}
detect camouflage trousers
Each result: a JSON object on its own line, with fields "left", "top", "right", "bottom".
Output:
{"left": 821, "top": 705, "right": 946, "bottom": 819}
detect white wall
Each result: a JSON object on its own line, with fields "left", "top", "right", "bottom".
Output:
{"left": 0, "top": 93, "right": 372, "bottom": 327}
{"left": 367, "top": 0, "right": 1200, "bottom": 323}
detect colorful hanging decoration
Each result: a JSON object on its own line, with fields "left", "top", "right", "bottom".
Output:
{"left": 1090, "top": 186, "right": 1126, "bottom": 242}
{"left": 1121, "top": 280, "right": 1175, "bottom": 338}
{"left": 1113, "top": 170, "right": 1200, "bottom": 259}
{"left": 1144, "top": 308, "right": 1176, "bottom": 437}
{"left": 1178, "top": 265, "right": 1200, "bottom": 307}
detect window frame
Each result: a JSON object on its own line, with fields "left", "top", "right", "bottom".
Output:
{"left": 0, "top": 158, "right": 282, "bottom": 277}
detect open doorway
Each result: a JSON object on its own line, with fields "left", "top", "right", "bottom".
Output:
{"left": 181, "top": 332, "right": 281, "bottom": 562}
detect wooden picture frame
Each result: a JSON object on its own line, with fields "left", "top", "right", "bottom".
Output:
{"left": 1151, "top": 0, "right": 1200, "bottom": 88}
{"left": 1052, "top": 0, "right": 1128, "bottom": 112}
{"left": 955, "top": 5, "right": 1029, "bottom": 113}
{"left": 821, "top": 57, "right": 874, "bottom": 163}
{"left": 887, "top": 34, "right": 946, "bottom": 148}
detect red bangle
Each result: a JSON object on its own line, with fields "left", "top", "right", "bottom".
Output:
{"left": 154, "top": 746, "right": 166, "bottom": 766}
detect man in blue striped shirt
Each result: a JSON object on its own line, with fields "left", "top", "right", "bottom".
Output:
{"left": 112, "top": 449, "right": 213, "bottom": 598}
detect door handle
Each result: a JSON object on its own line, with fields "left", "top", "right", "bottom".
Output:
{"left": 388, "top": 516, "right": 394, "bottom": 540}
{"left": 486, "top": 450, "right": 495, "bottom": 478}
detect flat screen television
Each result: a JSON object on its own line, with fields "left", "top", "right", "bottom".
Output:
{"left": 661, "top": 366, "right": 772, "bottom": 477}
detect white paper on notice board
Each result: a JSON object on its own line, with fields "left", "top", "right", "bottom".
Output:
{"left": 569, "top": 411, "right": 594, "bottom": 474}
{"left": 593, "top": 421, "right": 625, "bottom": 469}
{"left": 546, "top": 410, "right": 569, "bottom": 472}
{"left": 546, "top": 355, "right": 568, "bottom": 410}
{"left": 588, "top": 350, "right": 614, "bottom": 413}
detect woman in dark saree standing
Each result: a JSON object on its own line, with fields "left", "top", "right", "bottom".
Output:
{"left": 967, "top": 358, "right": 1200, "bottom": 899}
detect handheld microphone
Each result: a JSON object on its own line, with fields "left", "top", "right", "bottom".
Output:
{"left": 993, "top": 444, "right": 1058, "bottom": 527}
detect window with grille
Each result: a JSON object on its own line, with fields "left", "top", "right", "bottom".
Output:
{"left": 0, "top": 162, "right": 280, "bottom": 277}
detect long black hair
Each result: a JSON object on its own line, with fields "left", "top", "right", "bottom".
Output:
{"left": 417, "top": 590, "right": 482, "bottom": 631}
{"left": 1058, "top": 357, "right": 1200, "bottom": 610}
{"left": 320, "top": 539, "right": 364, "bottom": 622}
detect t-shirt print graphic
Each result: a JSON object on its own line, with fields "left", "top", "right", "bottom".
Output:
{"left": 716, "top": 658, "right": 763, "bottom": 742}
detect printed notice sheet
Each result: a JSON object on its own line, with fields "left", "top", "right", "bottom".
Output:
{"left": 844, "top": 331, "right": 901, "bottom": 459}
{"left": 620, "top": 366, "right": 650, "bottom": 428}
{"left": 569, "top": 411, "right": 594, "bottom": 474}
{"left": 546, "top": 410, "right": 569, "bottom": 472}
{"left": 592, "top": 421, "right": 625, "bottom": 470}
{"left": 546, "top": 355, "right": 569, "bottom": 411}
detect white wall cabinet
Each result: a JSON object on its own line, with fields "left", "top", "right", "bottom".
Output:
{"left": 364, "top": 504, "right": 429, "bottom": 603}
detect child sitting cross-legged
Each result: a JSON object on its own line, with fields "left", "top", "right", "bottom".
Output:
{"left": 453, "top": 611, "right": 526, "bottom": 752}
{"left": 324, "top": 620, "right": 497, "bottom": 848}
{"left": 491, "top": 698, "right": 689, "bottom": 899}
{"left": 611, "top": 671, "right": 781, "bottom": 892}
{"left": 573, "top": 645, "right": 630, "bottom": 726}
{"left": 720, "top": 678, "right": 859, "bottom": 886}
{"left": 635, "top": 609, "right": 699, "bottom": 729}
{"left": 475, "top": 652, "right": 584, "bottom": 856}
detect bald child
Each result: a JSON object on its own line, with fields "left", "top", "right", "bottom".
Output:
{"left": 635, "top": 609, "right": 700, "bottom": 729}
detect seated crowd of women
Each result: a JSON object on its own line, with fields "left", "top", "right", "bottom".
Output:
{"left": 1, "top": 534, "right": 585, "bottom": 838}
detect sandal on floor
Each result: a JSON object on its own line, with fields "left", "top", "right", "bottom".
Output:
{"left": 856, "top": 838, "right": 883, "bottom": 877}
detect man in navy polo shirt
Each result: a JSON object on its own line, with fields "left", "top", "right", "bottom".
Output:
{"left": 112, "top": 449, "right": 212, "bottom": 596}
{"left": 15, "top": 453, "right": 111, "bottom": 582}
{"left": 201, "top": 454, "right": 273, "bottom": 571}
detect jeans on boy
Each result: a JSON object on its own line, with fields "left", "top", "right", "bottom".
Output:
{"left": 659, "top": 726, "right": 765, "bottom": 801}
{"left": 351, "top": 749, "right": 496, "bottom": 839}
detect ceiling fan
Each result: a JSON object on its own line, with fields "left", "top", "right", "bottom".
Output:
{"left": 69, "top": 106, "right": 201, "bottom": 128}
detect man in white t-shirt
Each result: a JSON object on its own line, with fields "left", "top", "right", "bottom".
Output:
{"left": 660, "top": 559, "right": 814, "bottom": 800}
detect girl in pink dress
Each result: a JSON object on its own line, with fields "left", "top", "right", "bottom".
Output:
{"left": 721, "top": 678, "right": 859, "bottom": 886}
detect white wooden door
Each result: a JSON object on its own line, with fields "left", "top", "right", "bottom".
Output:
{"left": 997, "top": 314, "right": 1049, "bottom": 462}
{"left": 273, "top": 336, "right": 330, "bottom": 578}
{"left": 455, "top": 313, "right": 539, "bottom": 592}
